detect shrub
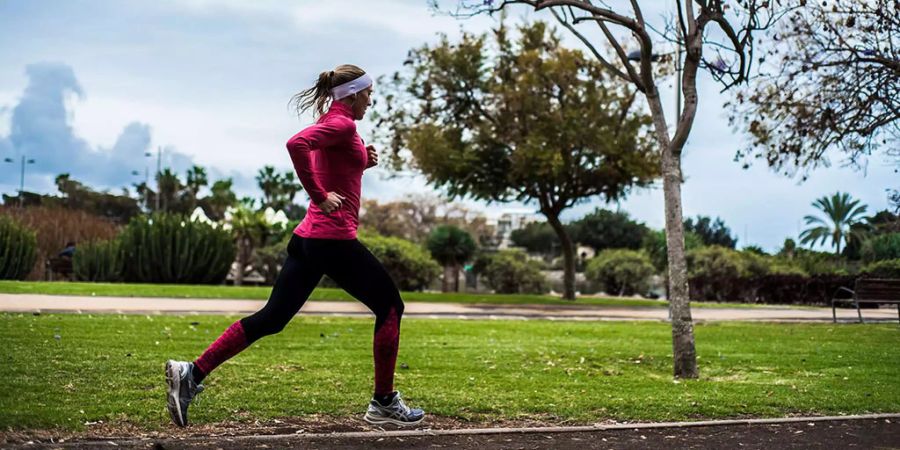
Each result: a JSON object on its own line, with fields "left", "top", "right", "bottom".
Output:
{"left": 0, "top": 206, "right": 119, "bottom": 280}
{"left": 792, "top": 249, "right": 850, "bottom": 275}
{"left": 861, "top": 233, "right": 900, "bottom": 262}
{"left": 119, "top": 213, "right": 236, "bottom": 284}
{"left": 0, "top": 215, "right": 37, "bottom": 280}
{"left": 585, "top": 249, "right": 654, "bottom": 296}
{"left": 359, "top": 231, "right": 441, "bottom": 291}
{"left": 73, "top": 239, "right": 124, "bottom": 282}
{"left": 478, "top": 249, "right": 546, "bottom": 294}
{"left": 860, "top": 259, "right": 900, "bottom": 279}
{"left": 686, "top": 246, "right": 746, "bottom": 301}
{"left": 641, "top": 229, "right": 705, "bottom": 271}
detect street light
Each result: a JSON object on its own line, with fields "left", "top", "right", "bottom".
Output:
{"left": 627, "top": 45, "right": 682, "bottom": 124}
{"left": 3, "top": 155, "right": 36, "bottom": 207}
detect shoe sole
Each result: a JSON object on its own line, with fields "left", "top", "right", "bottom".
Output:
{"left": 165, "top": 360, "right": 187, "bottom": 427}
{"left": 364, "top": 412, "right": 424, "bottom": 427}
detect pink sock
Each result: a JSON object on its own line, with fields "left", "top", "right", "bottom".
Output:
{"left": 194, "top": 320, "right": 249, "bottom": 376}
{"left": 373, "top": 307, "right": 401, "bottom": 396}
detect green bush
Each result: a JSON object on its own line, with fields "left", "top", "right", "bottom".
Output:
{"left": 119, "top": 213, "right": 236, "bottom": 284}
{"left": 359, "top": 231, "right": 441, "bottom": 291}
{"left": 0, "top": 215, "right": 37, "bottom": 280}
{"left": 73, "top": 239, "right": 124, "bottom": 282}
{"left": 478, "top": 249, "right": 546, "bottom": 294}
{"left": 861, "top": 233, "right": 900, "bottom": 262}
{"left": 641, "top": 229, "right": 704, "bottom": 271}
{"left": 585, "top": 249, "right": 654, "bottom": 296}
{"left": 859, "top": 259, "right": 900, "bottom": 279}
{"left": 792, "top": 249, "right": 850, "bottom": 275}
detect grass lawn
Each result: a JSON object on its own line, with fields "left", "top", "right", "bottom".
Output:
{"left": 0, "top": 281, "right": 812, "bottom": 309}
{"left": 1, "top": 313, "right": 897, "bottom": 431}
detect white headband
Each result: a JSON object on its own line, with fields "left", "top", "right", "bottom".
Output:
{"left": 331, "top": 73, "right": 373, "bottom": 100}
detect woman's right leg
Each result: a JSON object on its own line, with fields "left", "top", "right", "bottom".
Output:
{"left": 166, "top": 235, "right": 322, "bottom": 427}
{"left": 193, "top": 235, "right": 324, "bottom": 380}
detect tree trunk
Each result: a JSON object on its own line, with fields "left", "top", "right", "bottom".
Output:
{"left": 452, "top": 264, "right": 460, "bottom": 292}
{"left": 442, "top": 264, "right": 453, "bottom": 292}
{"left": 546, "top": 213, "right": 576, "bottom": 300}
{"left": 234, "top": 237, "right": 250, "bottom": 286}
{"left": 646, "top": 84, "right": 698, "bottom": 379}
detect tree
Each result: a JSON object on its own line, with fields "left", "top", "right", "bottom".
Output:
{"left": 201, "top": 178, "right": 238, "bottom": 221}
{"left": 510, "top": 221, "right": 560, "bottom": 256}
{"left": 730, "top": 1, "right": 900, "bottom": 175}
{"left": 426, "top": 225, "right": 477, "bottom": 292}
{"left": 683, "top": 215, "right": 737, "bottom": 248}
{"left": 50, "top": 173, "right": 140, "bottom": 222}
{"left": 445, "top": 0, "right": 781, "bottom": 379}
{"left": 377, "top": 22, "right": 658, "bottom": 301}
{"left": 184, "top": 165, "right": 208, "bottom": 211}
{"left": 569, "top": 208, "right": 649, "bottom": 252}
{"left": 156, "top": 168, "right": 184, "bottom": 213}
{"left": 227, "top": 203, "right": 270, "bottom": 286}
{"left": 799, "top": 192, "right": 869, "bottom": 255}
{"left": 256, "top": 165, "right": 303, "bottom": 217}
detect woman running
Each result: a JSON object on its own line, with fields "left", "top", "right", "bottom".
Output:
{"left": 165, "top": 64, "right": 424, "bottom": 428}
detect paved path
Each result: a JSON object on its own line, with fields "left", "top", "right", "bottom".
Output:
{"left": 2, "top": 293, "right": 898, "bottom": 322}
{"left": 8, "top": 415, "right": 900, "bottom": 449}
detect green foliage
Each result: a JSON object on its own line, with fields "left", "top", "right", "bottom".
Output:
{"left": 510, "top": 221, "right": 559, "bottom": 255}
{"left": 200, "top": 178, "right": 238, "bottom": 221}
{"left": 118, "top": 213, "right": 236, "bottom": 284}
{"left": 378, "top": 22, "right": 658, "bottom": 206}
{"left": 683, "top": 215, "right": 737, "bottom": 248}
{"left": 0, "top": 216, "right": 37, "bottom": 280}
{"left": 49, "top": 173, "right": 141, "bottom": 223}
{"left": 256, "top": 166, "right": 304, "bottom": 219}
{"left": 359, "top": 231, "right": 441, "bottom": 291}
{"left": 426, "top": 225, "right": 477, "bottom": 266}
{"left": 569, "top": 209, "right": 648, "bottom": 252}
{"left": 799, "top": 192, "right": 869, "bottom": 255}
{"left": 860, "top": 259, "right": 900, "bottom": 279}
{"left": 477, "top": 249, "right": 546, "bottom": 294}
{"left": 73, "top": 239, "right": 124, "bottom": 282}
{"left": 790, "top": 249, "right": 850, "bottom": 275}
{"left": 861, "top": 233, "right": 900, "bottom": 262}
{"left": 585, "top": 249, "right": 654, "bottom": 296}
{"left": 641, "top": 229, "right": 705, "bottom": 271}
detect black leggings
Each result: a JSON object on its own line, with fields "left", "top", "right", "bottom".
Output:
{"left": 240, "top": 235, "right": 404, "bottom": 343}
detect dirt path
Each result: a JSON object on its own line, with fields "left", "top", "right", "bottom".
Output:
{"left": 2, "top": 293, "right": 898, "bottom": 322}
{"left": 6, "top": 417, "right": 898, "bottom": 449}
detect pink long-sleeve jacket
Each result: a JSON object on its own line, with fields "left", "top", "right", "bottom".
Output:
{"left": 286, "top": 102, "right": 368, "bottom": 240}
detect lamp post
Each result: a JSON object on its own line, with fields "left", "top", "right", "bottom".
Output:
{"left": 3, "top": 156, "right": 36, "bottom": 207}
{"left": 153, "top": 147, "right": 163, "bottom": 212}
{"left": 627, "top": 41, "right": 683, "bottom": 126}
{"left": 144, "top": 151, "right": 152, "bottom": 187}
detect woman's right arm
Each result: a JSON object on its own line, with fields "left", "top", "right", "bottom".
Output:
{"left": 285, "top": 117, "right": 355, "bottom": 205}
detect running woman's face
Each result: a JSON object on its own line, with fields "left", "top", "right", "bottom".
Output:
{"left": 351, "top": 87, "right": 373, "bottom": 120}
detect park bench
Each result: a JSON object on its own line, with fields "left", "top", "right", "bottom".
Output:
{"left": 832, "top": 278, "right": 900, "bottom": 324}
{"left": 45, "top": 256, "right": 73, "bottom": 281}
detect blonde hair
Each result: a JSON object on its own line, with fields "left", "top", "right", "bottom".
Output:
{"left": 289, "top": 64, "right": 367, "bottom": 118}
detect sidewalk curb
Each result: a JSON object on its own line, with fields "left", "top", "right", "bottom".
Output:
{"left": 49, "top": 413, "right": 900, "bottom": 447}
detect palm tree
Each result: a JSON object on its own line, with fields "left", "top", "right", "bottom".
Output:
{"left": 227, "top": 203, "right": 269, "bottom": 286}
{"left": 184, "top": 165, "right": 208, "bottom": 211}
{"left": 256, "top": 166, "right": 301, "bottom": 211}
{"left": 427, "top": 225, "right": 476, "bottom": 292}
{"left": 799, "top": 192, "right": 869, "bottom": 255}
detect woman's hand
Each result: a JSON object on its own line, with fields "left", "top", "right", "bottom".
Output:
{"left": 365, "top": 145, "right": 378, "bottom": 169}
{"left": 318, "top": 192, "right": 345, "bottom": 214}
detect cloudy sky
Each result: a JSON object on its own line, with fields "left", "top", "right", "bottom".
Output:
{"left": 0, "top": 0, "right": 894, "bottom": 251}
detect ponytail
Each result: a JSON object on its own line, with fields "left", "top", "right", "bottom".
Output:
{"left": 289, "top": 64, "right": 366, "bottom": 119}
